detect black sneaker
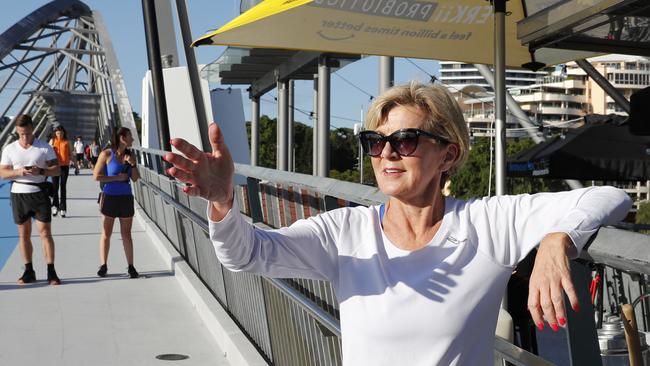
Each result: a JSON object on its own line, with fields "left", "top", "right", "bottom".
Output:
{"left": 18, "top": 269, "right": 36, "bottom": 284}
{"left": 127, "top": 265, "right": 139, "bottom": 279}
{"left": 47, "top": 269, "right": 61, "bottom": 286}
{"left": 97, "top": 264, "right": 107, "bottom": 277}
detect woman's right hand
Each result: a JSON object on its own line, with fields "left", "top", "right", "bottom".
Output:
{"left": 165, "top": 123, "right": 234, "bottom": 210}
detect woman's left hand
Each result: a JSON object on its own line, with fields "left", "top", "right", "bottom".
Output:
{"left": 527, "top": 232, "right": 579, "bottom": 332}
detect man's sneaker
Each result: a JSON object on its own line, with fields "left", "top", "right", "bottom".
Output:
{"left": 60, "top": 210, "right": 66, "bottom": 218}
{"left": 17, "top": 269, "right": 36, "bottom": 284}
{"left": 97, "top": 264, "right": 107, "bottom": 277}
{"left": 127, "top": 265, "right": 139, "bottom": 279}
{"left": 52, "top": 206, "right": 58, "bottom": 216}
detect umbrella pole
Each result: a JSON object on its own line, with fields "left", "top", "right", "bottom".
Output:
{"left": 317, "top": 56, "right": 330, "bottom": 177}
{"left": 493, "top": 0, "right": 506, "bottom": 197}
{"left": 251, "top": 95, "right": 260, "bottom": 166}
{"left": 379, "top": 56, "right": 394, "bottom": 93}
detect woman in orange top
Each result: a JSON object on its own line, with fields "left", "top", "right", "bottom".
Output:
{"left": 49, "top": 125, "right": 72, "bottom": 217}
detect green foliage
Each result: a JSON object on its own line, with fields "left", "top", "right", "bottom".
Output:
{"left": 132, "top": 111, "right": 142, "bottom": 140}
{"left": 245, "top": 116, "right": 366, "bottom": 177}
{"left": 450, "top": 137, "right": 567, "bottom": 199}
{"left": 242, "top": 119, "right": 569, "bottom": 197}
{"left": 636, "top": 201, "right": 650, "bottom": 227}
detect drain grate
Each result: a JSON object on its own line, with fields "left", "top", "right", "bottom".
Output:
{"left": 155, "top": 354, "right": 190, "bottom": 361}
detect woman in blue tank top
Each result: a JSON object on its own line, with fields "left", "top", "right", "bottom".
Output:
{"left": 92, "top": 127, "right": 140, "bottom": 278}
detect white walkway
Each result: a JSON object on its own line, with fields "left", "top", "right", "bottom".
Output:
{"left": 0, "top": 169, "right": 230, "bottom": 366}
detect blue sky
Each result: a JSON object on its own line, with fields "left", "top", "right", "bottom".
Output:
{"left": 1, "top": 0, "right": 439, "bottom": 130}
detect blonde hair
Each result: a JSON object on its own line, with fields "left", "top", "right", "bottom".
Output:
{"left": 364, "top": 81, "right": 469, "bottom": 180}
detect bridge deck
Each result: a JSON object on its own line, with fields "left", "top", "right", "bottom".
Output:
{"left": 0, "top": 169, "right": 230, "bottom": 366}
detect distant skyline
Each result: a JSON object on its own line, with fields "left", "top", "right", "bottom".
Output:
{"left": 2, "top": 0, "right": 439, "bottom": 129}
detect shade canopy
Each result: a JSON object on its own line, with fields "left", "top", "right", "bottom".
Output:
{"left": 193, "top": 0, "right": 596, "bottom": 70}
{"left": 507, "top": 115, "right": 650, "bottom": 181}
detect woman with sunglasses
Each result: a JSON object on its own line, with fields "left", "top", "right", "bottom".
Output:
{"left": 165, "top": 82, "right": 631, "bottom": 365}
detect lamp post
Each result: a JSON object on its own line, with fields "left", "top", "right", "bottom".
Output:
{"left": 354, "top": 122, "right": 363, "bottom": 184}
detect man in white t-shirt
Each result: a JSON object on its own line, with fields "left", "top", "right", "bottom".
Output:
{"left": 73, "top": 136, "right": 84, "bottom": 174}
{"left": 0, "top": 114, "right": 62, "bottom": 285}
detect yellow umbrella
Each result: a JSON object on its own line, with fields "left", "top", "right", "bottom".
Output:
{"left": 192, "top": 0, "right": 594, "bottom": 69}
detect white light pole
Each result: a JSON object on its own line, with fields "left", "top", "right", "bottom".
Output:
{"left": 354, "top": 122, "right": 363, "bottom": 184}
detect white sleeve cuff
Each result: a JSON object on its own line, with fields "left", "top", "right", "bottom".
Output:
{"left": 206, "top": 196, "right": 240, "bottom": 225}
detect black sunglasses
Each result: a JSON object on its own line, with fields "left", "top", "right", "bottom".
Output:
{"left": 358, "top": 128, "right": 450, "bottom": 157}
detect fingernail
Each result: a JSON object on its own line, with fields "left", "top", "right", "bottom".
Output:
{"left": 167, "top": 168, "right": 173, "bottom": 175}
{"left": 559, "top": 317, "right": 566, "bottom": 326}
{"left": 551, "top": 323, "right": 559, "bottom": 332}
{"left": 161, "top": 155, "right": 167, "bottom": 161}
{"left": 182, "top": 186, "right": 188, "bottom": 193}
{"left": 573, "top": 304, "right": 580, "bottom": 312}
{"left": 536, "top": 323, "right": 544, "bottom": 330}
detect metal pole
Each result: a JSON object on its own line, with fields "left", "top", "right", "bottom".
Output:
{"left": 475, "top": 64, "right": 583, "bottom": 190}
{"left": 576, "top": 59, "right": 630, "bottom": 113}
{"left": 494, "top": 0, "right": 506, "bottom": 197}
{"left": 317, "top": 56, "right": 330, "bottom": 177}
{"left": 312, "top": 76, "right": 318, "bottom": 176}
{"left": 277, "top": 80, "right": 289, "bottom": 171}
{"left": 288, "top": 80, "right": 294, "bottom": 171}
{"left": 141, "top": 0, "right": 172, "bottom": 152}
{"left": 356, "top": 120, "right": 364, "bottom": 184}
{"left": 379, "top": 56, "right": 394, "bottom": 93}
{"left": 175, "top": 0, "right": 211, "bottom": 152}
{"left": 251, "top": 95, "right": 260, "bottom": 166}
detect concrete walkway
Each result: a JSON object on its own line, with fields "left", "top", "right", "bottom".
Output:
{"left": 0, "top": 170, "right": 230, "bottom": 366}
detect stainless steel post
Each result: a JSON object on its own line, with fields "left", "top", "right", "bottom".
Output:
{"left": 379, "top": 56, "right": 394, "bottom": 93}
{"left": 277, "top": 79, "right": 289, "bottom": 171}
{"left": 251, "top": 95, "right": 260, "bottom": 166}
{"left": 317, "top": 56, "right": 330, "bottom": 177}
{"left": 312, "top": 76, "right": 318, "bottom": 176}
{"left": 494, "top": 0, "right": 506, "bottom": 196}
{"left": 288, "top": 80, "right": 294, "bottom": 172}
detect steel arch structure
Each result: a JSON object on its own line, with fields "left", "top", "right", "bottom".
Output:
{"left": 0, "top": 0, "right": 139, "bottom": 149}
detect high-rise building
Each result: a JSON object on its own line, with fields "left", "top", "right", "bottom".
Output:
{"left": 446, "top": 55, "right": 650, "bottom": 137}
{"left": 439, "top": 61, "right": 546, "bottom": 92}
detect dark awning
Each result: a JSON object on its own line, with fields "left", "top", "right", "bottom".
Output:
{"left": 507, "top": 115, "right": 650, "bottom": 181}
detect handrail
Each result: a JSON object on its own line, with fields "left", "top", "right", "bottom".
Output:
{"left": 134, "top": 147, "right": 650, "bottom": 276}
{"left": 135, "top": 146, "right": 387, "bottom": 206}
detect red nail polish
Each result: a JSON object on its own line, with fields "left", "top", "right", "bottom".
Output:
{"left": 536, "top": 323, "right": 544, "bottom": 330}
{"left": 559, "top": 317, "right": 566, "bottom": 326}
{"left": 182, "top": 186, "right": 188, "bottom": 193}
{"left": 573, "top": 304, "right": 580, "bottom": 312}
{"left": 162, "top": 155, "right": 167, "bottom": 161}
{"left": 551, "top": 323, "right": 559, "bottom": 332}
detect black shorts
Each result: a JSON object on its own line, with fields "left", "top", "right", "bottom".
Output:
{"left": 100, "top": 194, "right": 134, "bottom": 218}
{"left": 76, "top": 153, "right": 84, "bottom": 161}
{"left": 11, "top": 191, "right": 51, "bottom": 224}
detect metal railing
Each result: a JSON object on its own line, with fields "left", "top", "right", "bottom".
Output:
{"left": 132, "top": 146, "right": 650, "bottom": 366}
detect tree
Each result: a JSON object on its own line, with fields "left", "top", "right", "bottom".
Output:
{"left": 132, "top": 111, "right": 142, "bottom": 140}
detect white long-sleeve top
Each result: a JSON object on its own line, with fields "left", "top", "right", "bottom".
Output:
{"left": 209, "top": 186, "right": 632, "bottom": 365}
